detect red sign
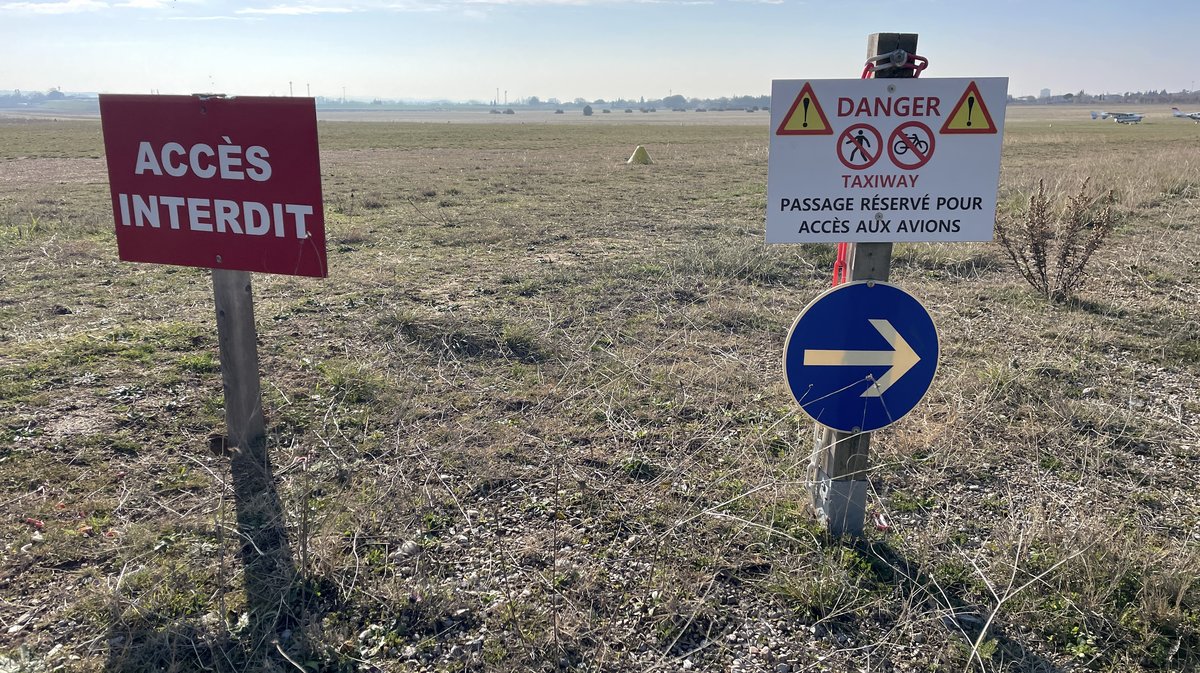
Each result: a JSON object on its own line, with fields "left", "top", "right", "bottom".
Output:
{"left": 99, "top": 95, "right": 327, "bottom": 278}
{"left": 836, "top": 123, "right": 882, "bottom": 170}
{"left": 886, "top": 121, "right": 935, "bottom": 170}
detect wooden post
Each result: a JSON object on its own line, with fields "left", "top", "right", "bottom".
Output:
{"left": 810, "top": 32, "right": 917, "bottom": 538}
{"left": 212, "top": 269, "right": 297, "bottom": 652}
{"left": 213, "top": 269, "right": 266, "bottom": 456}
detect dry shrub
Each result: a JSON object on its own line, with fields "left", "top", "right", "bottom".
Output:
{"left": 995, "top": 179, "right": 1118, "bottom": 303}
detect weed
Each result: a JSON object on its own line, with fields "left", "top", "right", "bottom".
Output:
{"left": 316, "top": 359, "right": 387, "bottom": 404}
{"left": 177, "top": 353, "right": 219, "bottom": 374}
{"left": 888, "top": 490, "right": 936, "bottom": 513}
{"left": 619, "top": 457, "right": 663, "bottom": 481}
{"left": 995, "top": 179, "right": 1119, "bottom": 302}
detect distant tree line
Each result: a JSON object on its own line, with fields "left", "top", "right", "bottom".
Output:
{"left": 518, "top": 93, "right": 771, "bottom": 110}
{"left": 0, "top": 88, "right": 68, "bottom": 107}
{"left": 8, "top": 86, "right": 1198, "bottom": 111}
{"left": 1009, "top": 89, "right": 1200, "bottom": 105}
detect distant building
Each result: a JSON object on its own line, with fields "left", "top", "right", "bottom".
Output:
{"left": 1039, "top": 88, "right": 1051, "bottom": 100}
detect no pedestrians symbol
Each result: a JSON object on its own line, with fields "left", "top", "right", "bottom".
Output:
{"left": 837, "top": 123, "right": 882, "bottom": 170}
{"left": 886, "top": 121, "right": 935, "bottom": 170}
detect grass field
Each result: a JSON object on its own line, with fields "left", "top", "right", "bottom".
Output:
{"left": 1, "top": 104, "right": 1199, "bottom": 672}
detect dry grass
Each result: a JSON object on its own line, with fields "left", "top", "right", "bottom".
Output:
{"left": 1, "top": 109, "right": 1199, "bottom": 672}
{"left": 995, "top": 179, "right": 1119, "bottom": 302}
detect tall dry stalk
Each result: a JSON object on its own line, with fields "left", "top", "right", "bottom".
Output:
{"left": 995, "top": 179, "right": 1119, "bottom": 302}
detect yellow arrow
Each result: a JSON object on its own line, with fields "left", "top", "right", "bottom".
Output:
{"left": 802, "top": 319, "right": 920, "bottom": 397}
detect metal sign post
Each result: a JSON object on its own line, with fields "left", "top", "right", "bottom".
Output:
{"left": 787, "top": 280, "right": 940, "bottom": 536}
{"left": 812, "top": 33, "right": 917, "bottom": 538}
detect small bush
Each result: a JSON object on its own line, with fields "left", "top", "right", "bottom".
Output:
{"left": 995, "top": 179, "right": 1118, "bottom": 303}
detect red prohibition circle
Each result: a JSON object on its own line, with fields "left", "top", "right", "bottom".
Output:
{"left": 836, "top": 123, "right": 883, "bottom": 170}
{"left": 887, "top": 121, "right": 935, "bottom": 170}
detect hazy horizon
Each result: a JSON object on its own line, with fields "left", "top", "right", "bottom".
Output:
{"left": 2, "top": 0, "right": 1196, "bottom": 104}
{"left": 2, "top": 89, "right": 1192, "bottom": 108}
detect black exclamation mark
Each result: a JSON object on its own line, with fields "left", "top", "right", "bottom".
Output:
{"left": 802, "top": 98, "right": 810, "bottom": 127}
{"left": 966, "top": 96, "right": 975, "bottom": 127}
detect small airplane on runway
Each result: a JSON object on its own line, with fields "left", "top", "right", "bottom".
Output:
{"left": 1172, "top": 107, "right": 1200, "bottom": 122}
{"left": 1090, "top": 110, "right": 1144, "bottom": 124}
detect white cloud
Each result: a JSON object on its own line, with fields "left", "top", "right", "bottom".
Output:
{"left": 455, "top": 0, "right": 724, "bottom": 5}
{"left": 114, "top": 0, "right": 170, "bottom": 7}
{"left": 383, "top": 0, "right": 749, "bottom": 8}
{"left": 164, "top": 13, "right": 258, "bottom": 19}
{"left": 235, "top": 3, "right": 355, "bottom": 13}
{"left": 461, "top": 0, "right": 585, "bottom": 4}
{"left": 383, "top": 0, "right": 451, "bottom": 10}
{"left": 1, "top": 0, "right": 108, "bottom": 13}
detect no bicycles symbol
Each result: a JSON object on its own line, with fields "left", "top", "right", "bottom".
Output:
{"left": 837, "top": 122, "right": 935, "bottom": 171}
{"left": 837, "top": 123, "right": 883, "bottom": 170}
{"left": 887, "top": 121, "right": 935, "bottom": 170}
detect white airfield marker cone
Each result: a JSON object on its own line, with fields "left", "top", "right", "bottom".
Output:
{"left": 627, "top": 145, "right": 652, "bottom": 164}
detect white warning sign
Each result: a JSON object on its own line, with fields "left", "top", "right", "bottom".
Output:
{"left": 766, "top": 77, "right": 1007, "bottom": 243}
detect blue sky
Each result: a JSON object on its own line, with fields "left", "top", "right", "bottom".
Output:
{"left": 1, "top": 0, "right": 1195, "bottom": 102}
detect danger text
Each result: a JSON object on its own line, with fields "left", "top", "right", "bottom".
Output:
{"left": 837, "top": 96, "right": 940, "bottom": 118}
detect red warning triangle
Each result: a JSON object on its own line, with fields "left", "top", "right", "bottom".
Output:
{"left": 939, "top": 81, "right": 997, "bottom": 134}
{"left": 776, "top": 82, "right": 833, "bottom": 135}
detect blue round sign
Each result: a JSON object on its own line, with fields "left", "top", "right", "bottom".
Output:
{"left": 784, "top": 281, "right": 938, "bottom": 433}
